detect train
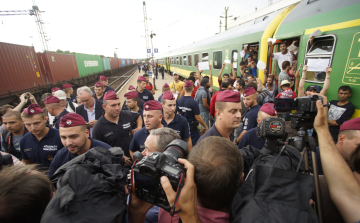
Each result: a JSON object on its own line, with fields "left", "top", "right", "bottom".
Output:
{"left": 155, "top": 0, "right": 360, "bottom": 119}
{"left": 0, "top": 41, "right": 138, "bottom": 104}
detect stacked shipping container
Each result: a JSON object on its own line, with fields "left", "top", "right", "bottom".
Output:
{"left": 108, "top": 57, "right": 119, "bottom": 70}
{"left": 72, "top": 53, "right": 103, "bottom": 77}
{"left": 102, "top": 57, "right": 111, "bottom": 71}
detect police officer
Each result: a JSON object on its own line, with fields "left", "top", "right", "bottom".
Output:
{"left": 94, "top": 81, "right": 105, "bottom": 101}
{"left": 158, "top": 83, "right": 170, "bottom": 102}
{"left": 44, "top": 95, "right": 69, "bottom": 129}
{"left": 99, "top": 75, "right": 115, "bottom": 93}
{"left": 48, "top": 113, "right": 111, "bottom": 177}
{"left": 161, "top": 91, "right": 192, "bottom": 150}
{"left": 122, "top": 85, "right": 145, "bottom": 111}
{"left": 19, "top": 104, "right": 63, "bottom": 168}
{"left": 177, "top": 80, "right": 208, "bottom": 146}
{"left": 62, "top": 83, "right": 77, "bottom": 104}
{"left": 136, "top": 76, "right": 154, "bottom": 102}
{"left": 197, "top": 90, "right": 241, "bottom": 143}
{"left": 235, "top": 87, "right": 261, "bottom": 144}
{"left": 238, "top": 103, "right": 278, "bottom": 150}
{"left": 51, "top": 87, "right": 61, "bottom": 95}
{"left": 124, "top": 91, "right": 143, "bottom": 128}
{"left": 129, "top": 100, "right": 164, "bottom": 159}
{"left": 92, "top": 91, "right": 141, "bottom": 165}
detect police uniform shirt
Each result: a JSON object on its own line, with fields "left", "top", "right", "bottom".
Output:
{"left": 47, "top": 138, "right": 111, "bottom": 177}
{"left": 161, "top": 114, "right": 190, "bottom": 140}
{"left": 137, "top": 88, "right": 154, "bottom": 102}
{"left": 20, "top": 126, "right": 63, "bottom": 168}
{"left": 176, "top": 96, "right": 199, "bottom": 124}
{"left": 121, "top": 99, "right": 145, "bottom": 111}
{"left": 129, "top": 127, "right": 149, "bottom": 152}
{"left": 130, "top": 109, "right": 144, "bottom": 129}
{"left": 92, "top": 110, "right": 139, "bottom": 158}
{"left": 95, "top": 94, "right": 104, "bottom": 102}
{"left": 237, "top": 127, "right": 265, "bottom": 150}
{"left": 67, "top": 94, "right": 77, "bottom": 104}
{"left": 53, "top": 109, "right": 69, "bottom": 129}
{"left": 242, "top": 104, "right": 261, "bottom": 131}
{"left": 158, "top": 94, "right": 163, "bottom": 103}
{"left": 104, "top": 86, "right": 115, "bottom": 94}
{"left": 197, "top": 124, "right": 234, "bottom": 144}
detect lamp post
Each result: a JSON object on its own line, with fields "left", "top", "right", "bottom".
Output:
{"left": 150, "top": 30, "right": 156, "bottom": 90}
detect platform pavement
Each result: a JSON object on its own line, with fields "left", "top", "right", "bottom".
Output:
{"left": 117, "top": 69, "right": 174, "bottom": 107}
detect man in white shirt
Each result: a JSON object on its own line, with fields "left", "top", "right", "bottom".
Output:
{"left": 268, "top": 41, "right": 296, "bottom": 81}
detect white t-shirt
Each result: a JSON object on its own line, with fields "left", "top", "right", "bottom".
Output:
{"left": 273, "top": 51, "right": 293, "bottom": 71}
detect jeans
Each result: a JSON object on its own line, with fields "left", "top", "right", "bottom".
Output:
{"left": 200, "top": 112, "right": 210, "bottom": 129}
{"left": 161, "top": 71, "right": 164, "bottom": 79}
{"left": 190, "top": 128, "right": 200, "bottom": 146}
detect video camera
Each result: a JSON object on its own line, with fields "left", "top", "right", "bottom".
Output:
{"left": 257, "top": 117, "right": 287, "bottom": 153}
{"left": 132, "top": 139, "right": 188, "bottom": 212}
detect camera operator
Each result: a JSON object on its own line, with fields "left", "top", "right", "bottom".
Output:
{"left": 238, "top": 103, "right": 278, "bottom": 150}
{"left": 313, "top": 96, "right": 360, "bottom": 223}
{"left": 197, "top": 90, "right": 241, "bottom": 143}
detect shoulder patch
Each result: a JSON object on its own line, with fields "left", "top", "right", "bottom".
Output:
{"left": 244, "top": 118, "right": 248, "bottom": 126}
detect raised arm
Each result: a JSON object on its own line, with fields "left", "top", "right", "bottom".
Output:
{"left": 217, "top": 62, "right": 226, "bottom": 81}
{"left": 295, "top": 70, "right": 300, "bottom": 93}
{"left": 196, "top": 65, "right": 202, "bottom": 84}
{"left": 209, "top": 64, "right": 213, "bottom": 87}
{"left": 268, "top": 42, "right": 274, "bottom": 58}
{"left": 230, "top": 63, "right": 236, "bottom": 80}
{"left": 298, "top": 65, "right": 307, "bottom": 97}
{"left": 320, "top": 67, "right": 331, "bottom": 96}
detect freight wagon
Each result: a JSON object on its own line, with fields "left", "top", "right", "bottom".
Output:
{"left": 156, "top": 0, "right": 360, "bottom": 118}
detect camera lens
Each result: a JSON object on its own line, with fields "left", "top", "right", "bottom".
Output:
{"left": 163, "top": 139, "right": 188, "bottom": 163}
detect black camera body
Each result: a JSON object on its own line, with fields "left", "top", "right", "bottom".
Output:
{"left": 132, "top": 139, "right": 188, "bottom": 212}
{"left": 274, "top": 95, "right": 322, "bottom": 112}
{"left": 257, "top": 117, "right": 286, "bottom": 140}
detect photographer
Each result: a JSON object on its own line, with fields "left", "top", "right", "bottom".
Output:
{"left": 314, "top": 96, "right": 360, "bottom": 222}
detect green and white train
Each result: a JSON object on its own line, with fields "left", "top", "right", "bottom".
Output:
{"left": 156, "top": 0, "right": 360, "bottom": 118}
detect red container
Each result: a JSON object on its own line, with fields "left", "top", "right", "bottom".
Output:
{"left": 118, "top": 58, "right": 122, "bottom": 67}
{"left": 108, "top": 57, "right": 119, "bottom": 70}
{"left": 0, "top": 42, "right": 44, "bottom": 97}
{"left": 37, "top": 52, "right": 79, "bottom": 84}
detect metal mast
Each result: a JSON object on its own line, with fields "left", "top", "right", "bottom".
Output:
{"left": 143, "top": 1, "right": 150, "bottom": 60}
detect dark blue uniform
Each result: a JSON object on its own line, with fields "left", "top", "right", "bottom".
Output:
{"left": 92, "top": 110, "right": 140, "bottom": 158}
{"left": 130, "top": 109, "right": 144, "bottom": 129}
{"left": 158, "top": 94, "right": 163, "bottom": 103}
{"left": 176, "top": 96, "right": 200, "bottom": 146}
{"left": 104, "top": 86, "right": 115, "bottom": 94}
{"left": 20, "top": 127, "right": 63, "bottom": 168}
{"left": 197, "top": 124, "right": 234, "bottom": 144}
{"left": 95, "top": 94, "right": 104, "bottom": 102}
{"left": 47, "top": 138, "right": 111, "bottom": 177}
{"left": 238, "top": 127, "right": 265, "bottom": 150}
{"left": 122, "top": 99, "right": 145, "bottom": 111}
{"left": 53, "top": 109, "right": 69, "bottom": 129}
{"left": 161, "top": 114, "right": 190, "bottom": 141}
{"left": 129, "top": 127, "right": 149, "bottom": 152}
{"left": 67, "top": 95, "right": 77, "bottom": 104}
{"left": 241, "top": 104, "right": 261, "bottom": 132}
{"left": 137, "top": 88, "right": 154, "bottom": 102}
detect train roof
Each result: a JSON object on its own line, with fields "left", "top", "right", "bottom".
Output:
{"left": 275, "top": 0, "right": 360, "bottom": 39}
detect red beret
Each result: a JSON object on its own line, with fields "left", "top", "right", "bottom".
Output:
{"left": 124, "top": 91, "right": 139, "bottom": 100}
{"left": 184, "top": 80, "right": 193, "bottom": 87}
{"left": 143, "top": 100, "right": 162, "bottom": 111}
{"left": 62, "top": 84, "right": 73, "bottom": 89}
{"left": 99, "top": 75, "right": 107, "bottom": 81}
{"left": 59, "top": 113, "right": 87, "bottom": 128}
{"left": 103, "top": 90, "right": 119, "bottom": 100}
{"left": 162, "top": 91, "right": 175, "bottom": 100}
{"left": 340, "top": 117, "right": 360, "bottom": 132}
{"left": 95, "top": 81, "right": 103, "bottom": 87}
{"left": 51, "top": 87, "right": 61, "bottom": 92}
{"left": 128, "top": 85, "right": 135, "bottom": 90}
{"left": 243, "top": 87, "right": 256, "bottom": 97}
{"left": 24, "top": 104, "right": 44, "bottom": 115}
{"left": 44, "top": 95, "right": 60, "bottom": 104}
{"left": 217, "top": 90, "right": 241, "bottom": 103}
{"left": 259, "top": 103, "right": 277, "bottom": 116}
{"left": 138, "top": 76, "right": 146, "bottom": 82}
{"left": 163, "top": 83, "right": 169, "bottom": 88}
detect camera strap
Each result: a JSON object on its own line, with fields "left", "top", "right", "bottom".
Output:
{"left": 170, "top": 172, "right": 185, "bottom": 218}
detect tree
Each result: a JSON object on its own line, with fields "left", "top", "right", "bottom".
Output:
{"left": 56, "top": 49, "right": 63, "bottom": 53}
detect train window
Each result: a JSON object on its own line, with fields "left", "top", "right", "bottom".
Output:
{"left": 183, "top": 56, "right": 187, "bottom": 66}
{"left": 202, "top": 53, "right": 208, "bottom": 62}
{"left": 194, "top": 54, "right": 199, "bottom": 65}
{"left": 180, "top": 56, "right": 183, "bottom": 65}
{"left": 231, "top": 50, "right": 238, "bottom": 72}
{"left": 176, "top": 57, "right": 179, "bottom": 65}
{"left": 188, "top": 55, "right": 192, "bottom": 66}
{"left": 304, "top": 35, "right": 336, "bottom": 83}
{"left": 213, "top": 51, "right": 222, "bottom": 69}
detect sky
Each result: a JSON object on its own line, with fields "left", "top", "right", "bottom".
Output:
{"left": 0, "top": 0, "right": 281, "bottom": 59}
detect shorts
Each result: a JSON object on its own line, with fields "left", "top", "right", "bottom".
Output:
{"left": 200, "top": 112, "right": 210, "bottom": 129}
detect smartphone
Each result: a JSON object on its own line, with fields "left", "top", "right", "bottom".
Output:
{"left": 24, "top": 94, "right": 30, "bottom": 99}
{"left": 297, "top": 63, "right": 303, "bottom": 72}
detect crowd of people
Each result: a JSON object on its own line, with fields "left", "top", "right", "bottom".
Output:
{"left": 0, "top": 36, "right": 359, "bottom": 223}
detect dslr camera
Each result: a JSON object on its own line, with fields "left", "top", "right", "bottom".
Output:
{"left": 257, "top": 117, "right": 286, "bottom": 141}
{"left": 132, "top": 139, "right": 188, "bottom": 212}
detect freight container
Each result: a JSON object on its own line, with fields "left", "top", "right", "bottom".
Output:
{"left": 121, "top": 59, "right": 126, "bottom": 67}
{"left": 127, "top": 59, "right": 130, "bottom": 65}
{"left": 118, "top": 58, "right": 122, "bottom": 67}
{"left": 0, "top": 42, "right": 44, "bottom": 97}
{"left": 72, "top": 53, "right": 104, "bottom": 77}
{"left": 102, "top": 57, "right": 111, "bottom": 71}
{"left": 37, "top": 52, "right": 79, "bottom": 84}
{"left": 108, "top": 57, "right": 119, "bottom": 70}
